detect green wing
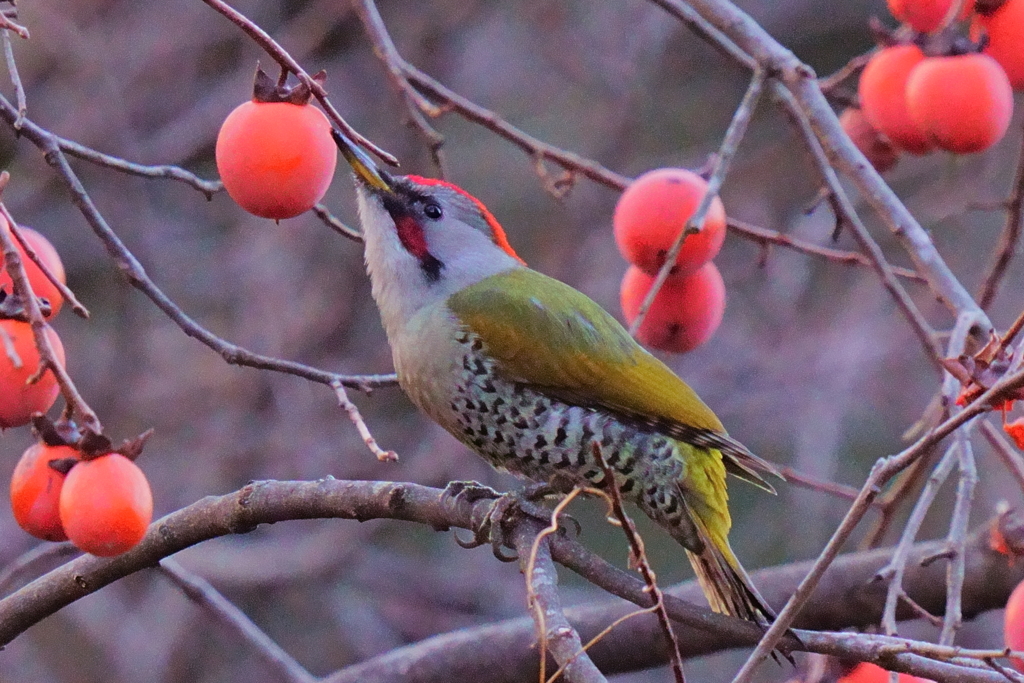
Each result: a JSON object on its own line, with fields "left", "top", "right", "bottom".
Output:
{"left": 447, "top": 268, "right": 779, "bottom": 490}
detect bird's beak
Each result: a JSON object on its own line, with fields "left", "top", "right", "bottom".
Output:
{"left": 332, "top": 129, "right": 392, "bottom": 192}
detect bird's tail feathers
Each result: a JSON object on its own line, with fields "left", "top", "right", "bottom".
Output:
{"left": 683, "top": 504, "right": 775, "bottom": 625}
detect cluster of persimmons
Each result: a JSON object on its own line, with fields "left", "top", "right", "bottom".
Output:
{"left": 843, "top": 0, "right": 1024, "bottom": 170}
{"left": 1, "top": 222, "right": 152, "bottom": 556}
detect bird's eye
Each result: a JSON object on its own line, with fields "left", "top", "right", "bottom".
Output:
{"left": 423, "top": 202, "right": 443, "bottom": 220}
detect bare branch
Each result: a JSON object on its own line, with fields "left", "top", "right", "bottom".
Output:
{"left": 402, "top": 68, "right": 632, "bottom": 193}
{"left": 940, "top": 432, "right": 979, "bottom": 645}
{"left": 728, "top": 217, "right": 926, "bottom": 283}
{"left": 978, "top": 126, "right": 1024, "bottom": 310}
{"left": 0, "top": 90, "right": 397, "bottom": 395}
{"left": 980, "top": 420, "right": 1024, "bottom": 492}
{"left": 330, "top": 380, "right": 398, "bottom": 462}
{"left": 630, "top": 70, "right": 765, "bottom": 336}
{"left": 1, "top": 28, "right": 24, "bottom": 128}
{"left": 0, "top": 205, "right": 100, "bottom": 430}
{"left": 592, "top": 444, "right": 684, "bottom": 682}
{"left": 662, "top": 0, "right": 990, "bottom": 333}
{"left": 773, "top": 84, "right": 944, "bottom": 368}
{"left": 515, "top": 504, "right": 608, "bottom": 683}
{"left": 159, "top": 558, "right": 316, "bottom": 683}
{"left": 57, "top": 136, "right": 223, "bottom": 198}
{"left": 353, "top": 0, "right": 448, "bottom": 176}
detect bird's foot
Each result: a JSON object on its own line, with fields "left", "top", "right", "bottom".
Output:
{"left": 442, "top": 481, "right": 569, "bottom": 562}
{"left": 440, "top": 480, "right": 503, "bottom": 506}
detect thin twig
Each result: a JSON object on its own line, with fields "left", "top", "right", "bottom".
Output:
{"left": 330, "top": 380, "right": 397, "bottom": 462}
{"left": 403, "top": 68, "right": 632, "bottom": 193}
{"left": 312, "top": 203, "right": 363, "bottom": 243}
{"left": 1, "top": 29, "right": 24, "bottom": 129}
{"left": 979, "top": 420, "right": 1024, "bottom": 493}
{"left": 940, "top": 431, "right": 978, "bottom": 645}
{"left": 876, "top": 442, "right": 958, "bottom": 636}
{"left": 159, "top": 558, "right": 316, "bottom": 683}
{"left": 200, "top": 0, "right": 397, "bottom": 166}
{"left": 0, "top": 11, "right": 28, "bottom": 40}
{"left": 5, "top": 213, "right": 89, "bottom": 318}
{"left": 515, "top": 501, "right": 608, "bottom": 683}
{"left": 0, "top": 201, "right": 100, "bottom": 430}
{"left": 897, "top": 592, "right": 943, "bottom": 628}
{"left": 354, "top": 0, "right": 448, "bottom": 176}
{"left": 631, "top": 69, "right": 765, "bottom": 336}
{"left": 775, "top": 464, "right": 879, "bottom": 504}
{"left": 728, "top": 217, "right": 926, "bottom": 282}
{"left": 58, "top": 136, "right": 223, "bottom": 198}
{"left": 0, "top": 89, "right": 396, "bottom": 395}
{"left": 978, "top": 126, "right": 1024, "bottom": 310}
{"left": 591, "top": 443, "right": 685, "bottom": 683}
{"left": 773, "top": 83, "right": 945, "bottom": 368}
{"left": 818, "top": 50, "right": 874, "bottom": 94}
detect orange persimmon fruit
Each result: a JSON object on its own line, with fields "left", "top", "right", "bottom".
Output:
{"left": 613, "top": 168, "right": 727, "bottom": 278}
{"left": 10, "top": 442, "right": 79, "bottom": 541}
{"left": 859, "top": 44, "right": 934, "bottom": 155}
{"left": 620, "top": 262, "right": 725, "bottom": 354}
{"left": 216, "top": 99, "right": 338, "bottom": 220}
{"left": 906, "top": 53, "right": 1013, "bottom": 153}
{"left": 0, "top": 320, "right": 64, "bottom": 429}
{"left": 59, "top": 453, "right": 153, "bottom": 557}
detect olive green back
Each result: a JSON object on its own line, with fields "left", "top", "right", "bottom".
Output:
{"left": 447, "top": 268, "right": 725, "bottom": 434}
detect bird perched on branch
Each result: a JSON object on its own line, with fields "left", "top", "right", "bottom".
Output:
{"left": 334, "top": 130, "right": 781, "bottom": 624}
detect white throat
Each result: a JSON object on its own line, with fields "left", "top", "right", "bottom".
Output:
{"left": 356, "top": 186, "right": 522, "bottom": 340}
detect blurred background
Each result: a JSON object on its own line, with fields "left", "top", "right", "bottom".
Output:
{"left": 0, "top": 0, "right": 1020, "bottom": 680}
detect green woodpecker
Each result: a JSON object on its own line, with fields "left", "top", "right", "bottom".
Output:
{"left": 335, "top": 132, "right": 780, "bottom": 623}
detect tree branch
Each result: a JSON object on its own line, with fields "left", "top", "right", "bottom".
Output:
{"left": 0, "top": 479, "right": 1020, "bottom": 683}
{"left": 665, "top": 0, "right": 990, "bottom": 332}
{"left": 326, "top": 503, "right": 1024, "bottom": 683}
{"left": 0, "top": 92, "right": 396, "bottom": 395}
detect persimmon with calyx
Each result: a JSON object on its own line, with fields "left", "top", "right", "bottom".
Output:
{"left": 216, "top": 67, "right": 338, "bottom": 220}
{"left": 59, "top": 452, "right": 153, "bottom": 557}
{"left": 1007, "top": 579, "right": 1024, "bottom": 672}
{"left": 613, "top": 168, "right": 727, "bottom": 278}
{"left": 906, "top": 52, "right": 1013, "bottom": 153}
{"left": 859, "top": 44, "right": 934, "bottom": 154}
{"left": 974, "top": 0, "right": 1024, "bottom": 89}
{"left": 620, "top": 262, "right": 725, "bottom": 354}
{"left": 839, "top": 107, "right": 900, "bottom": 173}
{"left": 10, "top": 442, "right": 79, "bottom": 541}
{"left": 0, "top": 220, "right": 65, "bottom": 318}
{"left": 888, "top": 0, "right": 973, "bottom": 33}
{"left": 0, "top": 320, "right": 65, "bottom": 429}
